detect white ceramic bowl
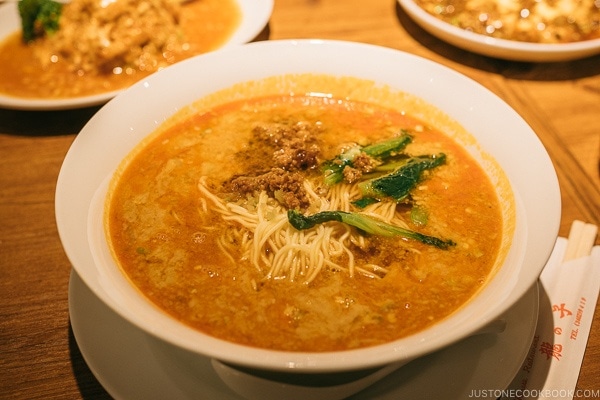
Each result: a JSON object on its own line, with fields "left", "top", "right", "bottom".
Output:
{"left": 56, "top": 40, "right": 560, "bottom": 381}
{"left": 398, "top": 0, "right": 600, "bottom": 62}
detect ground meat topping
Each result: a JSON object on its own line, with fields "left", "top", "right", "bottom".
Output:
{"left": 36, "top": 0, "right": 184, "bottom": 74}
{"left": 223, "top": 121, "right": 322, "bottom": 209}
{"left": 252, "top": 121, "right": 320, "bottom": 171}
{"left": 352, "top": 152, "right": 377, "bottom": 173}
{"left": 342, "top": 166, "right": 362, "bottom": 184}
{"left": 226, "top": 168, "right": 309, "bottom": 210}
{"left": 341, "top": 152, "right": 377, "bottom": 183}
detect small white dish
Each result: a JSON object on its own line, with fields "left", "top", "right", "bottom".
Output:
{"left": 69, "top": 270, "right": 540, "bottom": 400}
{"left": 0, "top": 0, "right": 273, "bottom": 110}
{"left": 398, "top": 0, "right": 600, "bottom": 62}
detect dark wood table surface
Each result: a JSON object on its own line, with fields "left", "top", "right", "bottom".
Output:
{"left": 1, "top": 0, "right": 599, "bottom": 398}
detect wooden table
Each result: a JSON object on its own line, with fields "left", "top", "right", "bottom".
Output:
{"left": 1, "top": 0, "right": 599, "bottom": 398}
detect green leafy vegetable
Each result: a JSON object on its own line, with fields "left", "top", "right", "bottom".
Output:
{"left": 305, "top": 133, "right": 452, "bottom": 248}
{"left": 410, "top": 205, "right": 429, "bottom": 226}
{"left": 288, "top": 209, "right": 455, "bottom": 249}
{"left": 361, "top": 134, "right": 413, "bottom": 158}
{"left": 357, "top": 153, "right": 446, "bottom": 203}
{"left": 350, "top": 197, "right": 379, "bottom": 208}
{"left": 320, "top": 133, "right": 446, "bottom": 209}
{"left": 18, "top": 0, "right": 63, "bottom": 43}
{"left": 322, "top": 133, "right": 413, "bottom": 186}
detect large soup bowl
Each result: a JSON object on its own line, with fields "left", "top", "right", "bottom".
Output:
{"left": 56, "top": 40, "right": 560, "bottom": 398}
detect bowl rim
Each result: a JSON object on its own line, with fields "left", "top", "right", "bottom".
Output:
{"left": 56, "top": 39, "right": 561, "bottom": 372}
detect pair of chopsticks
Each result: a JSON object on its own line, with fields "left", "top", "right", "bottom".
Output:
{"left": 563, "top": 220, "right": 598, "bottom": 261}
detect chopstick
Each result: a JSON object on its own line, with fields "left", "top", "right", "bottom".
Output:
{"left": 563, "top": 220, "right": 598, "bottom": 261}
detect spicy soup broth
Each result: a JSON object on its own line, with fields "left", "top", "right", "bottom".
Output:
{"left": 105, "top": 75, "right": 512, "bottom": 352}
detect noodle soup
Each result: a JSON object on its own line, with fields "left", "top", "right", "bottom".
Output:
{"left": 105, "top": 74, "right": 509, "bottom": 352}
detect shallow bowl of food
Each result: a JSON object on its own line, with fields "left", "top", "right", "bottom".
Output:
{"left": 56, "top": 39, "right": 560, "bottom": 395}
{"left": 0, "top": 0, "right": 273, "bottom": 110}
{"left": 398, "top": 0, "right": 600, "bottom": 62}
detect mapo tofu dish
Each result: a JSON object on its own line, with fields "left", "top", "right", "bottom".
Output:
{"left": 415, "top": 0, "right": 600, "bottom": 43}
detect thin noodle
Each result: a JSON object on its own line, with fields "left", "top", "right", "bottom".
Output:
{"left": 216, "top": 235, "right": 239, "bottom": 267}
{"left": 197, "top": 177, "right": 398, "bottom": 283}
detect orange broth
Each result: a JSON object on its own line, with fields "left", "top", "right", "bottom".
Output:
{"left": 0, "top": 0, "right": 241, "bottom": 99}
{"left": 106, "top": 92, "right": 505, "bottom": 352}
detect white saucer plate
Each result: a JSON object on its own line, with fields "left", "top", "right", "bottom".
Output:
{"left": 69, "top": 270, "right": 539, "bottom": 400}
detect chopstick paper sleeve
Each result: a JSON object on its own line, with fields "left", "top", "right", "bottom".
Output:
{"left": 502, "top": 239, "right": 600, "bottom": 400}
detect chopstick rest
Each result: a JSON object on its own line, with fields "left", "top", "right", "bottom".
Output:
{"left": 501, "top": 221, "right": 599, "bottom": 400}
